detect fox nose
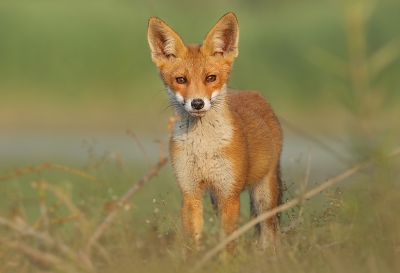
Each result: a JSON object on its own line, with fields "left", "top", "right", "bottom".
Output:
{"left": 191, "top": 99, "right": 205, "bottom": 110}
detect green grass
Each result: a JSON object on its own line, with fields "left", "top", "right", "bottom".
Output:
{"left": 1, "top": 142, "right": 399, "bottom": 273}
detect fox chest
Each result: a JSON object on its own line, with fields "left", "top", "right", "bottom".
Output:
{"left": 170, "top": 117, "right": 234, "bottom": 193}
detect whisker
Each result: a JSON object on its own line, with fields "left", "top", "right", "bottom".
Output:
{"left": 150, "top": 88, "right": 167, "bottom": 103}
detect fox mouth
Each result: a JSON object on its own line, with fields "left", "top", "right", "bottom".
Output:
{"left": 190, "top": 110, "right": 207, "bottom": 117}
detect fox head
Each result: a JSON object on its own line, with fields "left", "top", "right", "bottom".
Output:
{"left": 147, "top": 13, "right": 239, "bottom": 117}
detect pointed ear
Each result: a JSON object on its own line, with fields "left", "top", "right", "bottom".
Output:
{"left": 201, "top": 12, "right": 239, "bottom": 59}
{"left": 147, "top": 17, "right": 187, "bottom": 64}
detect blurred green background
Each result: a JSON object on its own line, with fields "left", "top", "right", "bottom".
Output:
{"left": 1, "top": 0, "right": 399, "bottom": 132}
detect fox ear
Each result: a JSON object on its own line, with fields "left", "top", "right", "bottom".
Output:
{"left": 147, "top": 17, "right": 187, "bottom": 64}
{"left": 201, "top": 12, "right": 239, "bottom": 60}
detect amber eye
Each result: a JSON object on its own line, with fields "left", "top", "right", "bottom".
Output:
{"left": 206, "top": 75, "right": 216, "bottom": 82}
{"left": 176, "top": 77, "right": 187, "bottom": 84}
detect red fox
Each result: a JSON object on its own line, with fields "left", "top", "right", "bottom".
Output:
{"left": 147, "top": 12, "right": 283, "bottom": 253}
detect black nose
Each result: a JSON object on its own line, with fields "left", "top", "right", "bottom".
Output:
{"left": 191, "top": 98, "right": 204, "bottom": 110}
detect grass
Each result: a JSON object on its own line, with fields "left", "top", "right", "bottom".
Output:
{"left": 1, "top": 134, "right": 399, "bottom": 273}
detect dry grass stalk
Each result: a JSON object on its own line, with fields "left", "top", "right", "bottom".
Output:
{"left": 85, "top": 114, "right": 178, "bottom": 257}
{"left": 0, "top": 216, "right": 55, "bottom": 246}
{"left": 0, "top": 162, "right": 104, "bottom": 185}
{"left": 40, "top": 180, "right": 90, "bottom": 238}
{"left": 126, "top": 129, "right": 153, "bottom": 169}
{"left": 0, "top": 235, "right": 93, "bottom": 272}
{"left": 38, "top": 183, "right": 50, "bottom": 234}
{"left": 85, "top": 143, "right": 169, "bottom": 257}
{"left": 0, "top": 235, "right": 64, "bottom": 266}
{"left": 302, "top": 144, "right": 312, "bottom": 194}
{"left": 0, "top": 215, "right": 92, "bottom": 270}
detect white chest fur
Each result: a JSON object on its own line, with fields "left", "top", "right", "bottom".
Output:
{"left": 171, "top": 108, "right": 235, "bottom": 196}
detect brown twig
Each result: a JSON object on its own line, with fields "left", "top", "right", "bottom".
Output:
{"left": 155, "top": 139, "right": 167, "bottom": 161}
{"left": 192, "top": 147, "right": 400, "bottom": 272}
{"left": 85, "top": 154, "right": 168, "bottom": 256}
{"left": 127, "top": 129, "right": 153, "bottom": 169}
{"left": 0, "top": 235, "right": 65, "bottom": 266}
{"left": 297, "top": 144, "right": 312, "bottom": 221}
{"left": 86, "top": 114, "right": 177, "bottom": 253}
{"left": 40, "top": 181, "right": 91, "bottom": 238}
{"left": 0, "top": 216, "right": 55, "bottom": 246}
{"left": 50, "top": 214, "right": 80, "bottom": 225}
{"left": 1, "top": 189, "right": 95, "bottom": 271}
{"left": 0, "top": 216, "right": 92, "bottom": 270}
{"left": 281, "top": 217, "right": 303, "bottom": 234}
{"left": 0, "top": 235, "right": 93, "bottom": 272}
{"left": 303, "top": 144, "right": 312, "bottom": 192}
{"left": 0, "top": 162, "right": 104, "bottom": 185}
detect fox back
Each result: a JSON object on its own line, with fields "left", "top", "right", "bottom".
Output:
{"left": 147, "top": 12, "right": 282, "bottom": 253}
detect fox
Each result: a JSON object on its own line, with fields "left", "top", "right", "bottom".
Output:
{"left": 147, "top": 12, "right": 283, "bottom": 253}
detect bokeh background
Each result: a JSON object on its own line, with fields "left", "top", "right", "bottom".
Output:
{"left": 1, "top": 0, "right": 399, "bottom": 165}
{"left": 0, "top": 0, "right": 399, "bottom": 271}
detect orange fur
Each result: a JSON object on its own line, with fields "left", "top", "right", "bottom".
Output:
{"left": 147, "top": 13, "right": 282, "bottom": 253}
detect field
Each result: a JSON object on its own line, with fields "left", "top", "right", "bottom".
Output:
{"left": 1, "top": 0, "right": 400, "bottom": 272}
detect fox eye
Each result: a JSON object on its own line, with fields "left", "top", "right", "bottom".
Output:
{"left": 206, "top": 75, "right": 217, "bottom": 82}
{"left": 176, "top": 77, "right": 187, "bottom": 84}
